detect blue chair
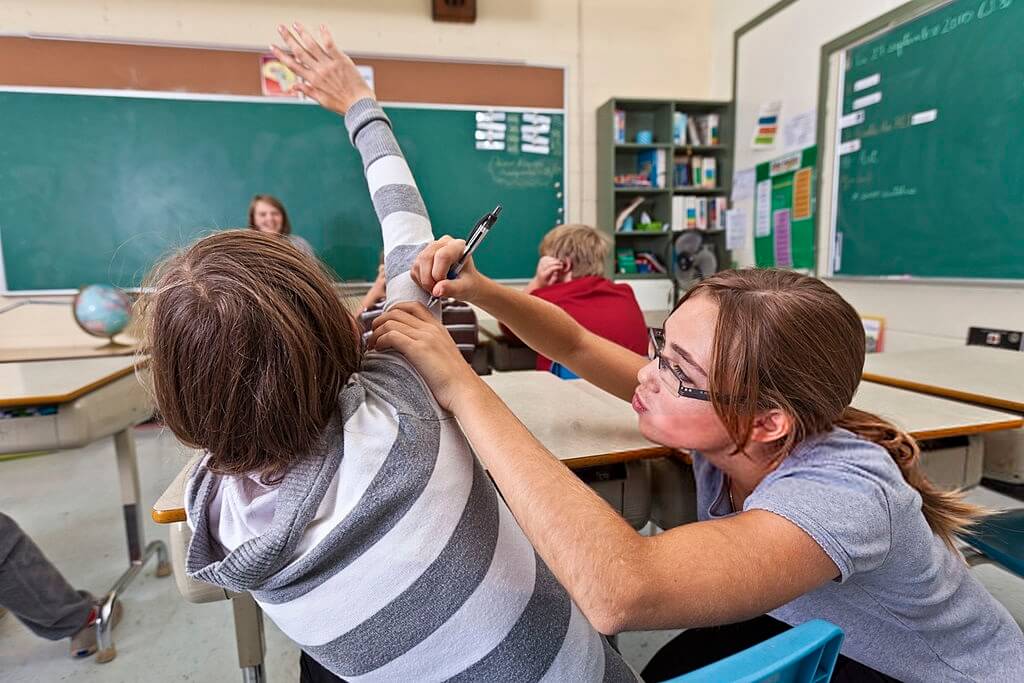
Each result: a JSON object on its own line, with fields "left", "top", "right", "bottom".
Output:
{"left": 960, "top": 509, "right": 1024, "bottom": 577}
{"left": 666, "top": 619, "right": 844, "bottom": 683}
{"left": 549, "top": 362, "right": 580, "bottom": 380}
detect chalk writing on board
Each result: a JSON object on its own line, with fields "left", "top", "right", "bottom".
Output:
{"left": 487, "top": 157, "right": 561, "bottom": 188}
{"left": 853, "top": 0, "right": 1014, "bottom": 66}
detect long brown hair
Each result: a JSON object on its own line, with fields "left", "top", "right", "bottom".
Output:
{"left": 137, "top": 230, "right": 361, "bottom": 483}
{"left": 682, "top": 268, "right": 983, "bottom": 547}
{"left": 248, "top": 194, "right": 293, "bottom": 236}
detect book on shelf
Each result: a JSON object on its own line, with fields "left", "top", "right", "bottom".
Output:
{"left": 634, "top": 251, "right": 668, "bottom": 274}
{"left": 673, "top": 155, "right": 717, "bottom": 188}
{"left": 678, "top": 112, "right": 721, "bottom": 146}
{"left": 637, "top": 148, "right": 667, "bottom": 188}
{"left": 702, "top": 157, "right": 716, "bottom": 189}
{"left": 672, "top": 112, "right": 688, "bottom": 145}
{"left": 615, "top": 246, "right": 637, "bottom": 274}
{"left": 613, "top": 109, "right": 626, "bottom": 143}
{"left": 686, "top": 118, "right": 702, "bottom": 146}
{"left": 673, "top": 195, "right": 729, "bottom": 231}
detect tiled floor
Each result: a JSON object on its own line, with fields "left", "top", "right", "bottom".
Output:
{"left": 1, "top": 427, "right": 1021, "bottom": 682}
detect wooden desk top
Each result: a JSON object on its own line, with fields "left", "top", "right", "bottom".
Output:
{"left": 863, "top": 347, "right": 1024, "bottom": 413}
{"left": 0, "top": 356, "right": 141, "bottom": 408}
{"left": 0, "top": 343, "right": 136, "bottom": 363}
{"left": 153, "top": 371, "right": 668, "bottom": 524}
{"left": 480, "top": 371, "right": 667, "bottom": 467}
{"left": 853, "top": 381, "right": 1022, "bottom": 440}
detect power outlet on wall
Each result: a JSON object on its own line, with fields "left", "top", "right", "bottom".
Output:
{"left": 967, "top": 327, "right": 1024, "bottom": 351}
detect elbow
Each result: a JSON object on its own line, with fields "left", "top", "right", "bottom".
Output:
{"left": 588, "top": 606, "right": 631, "bottom": 637}
{"left": 576, "top": 547, "right": 647, "bottom": 636}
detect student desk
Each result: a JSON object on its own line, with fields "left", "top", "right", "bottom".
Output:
{"left": 0, "top": 356, "right": 168, "bottom": 662}
{"left": 863, "top": 347, "right": 1024, "bottom": 484}
{"left": 152, "top": 370, "right": 669, "bottom": 524}
{"left": 0, "top": 343, "right": 136, "bottom": 363}
{"left": 863, "top": 347, "right": 1024, "bottom": 413}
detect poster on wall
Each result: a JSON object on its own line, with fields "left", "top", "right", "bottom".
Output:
{"left": 751, "top": 100, "right": 781, "bottom": 149}
{"left": 261, "top": 56, "right": 375, "bottom": 97}
{"left": 753, "top": 145, "right": 817, "bottom": 269}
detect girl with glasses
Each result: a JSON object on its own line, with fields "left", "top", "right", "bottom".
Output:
{"left": 371, "top": 250, "right": 1024, "bottom": 682}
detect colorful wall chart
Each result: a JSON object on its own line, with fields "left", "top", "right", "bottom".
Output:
{"left": 753, "top": 145, "right": 816, "bottom": 269}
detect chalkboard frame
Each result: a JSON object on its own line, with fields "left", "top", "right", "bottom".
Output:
{"left": 813, "top": 0, "right": 1024, "bottom": 286}
{"left": 0, "top": 85, "right": 568, "bottom": 295}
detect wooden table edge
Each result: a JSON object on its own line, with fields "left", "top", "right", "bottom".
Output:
{"left": 862, "top": 373, "right": 1024, "bottom": 414}
{"left": 0, "top": 360, "right": 146, "bottom": 409}
{"left": 909, "top": 418, "right": 1024, "bottom": 442}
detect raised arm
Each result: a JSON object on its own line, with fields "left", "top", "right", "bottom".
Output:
{"left": 273, "top": 23, "right": 437, "bottom": 317}
{"left": 412, "top": 237, "right": 646, "bottom": 400}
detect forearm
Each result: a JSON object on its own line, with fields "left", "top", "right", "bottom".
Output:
{"left": 344, "top": 98, "right": 436, "bottom": 314}
{"left": 474, "top": 278, "right": 645, "bottom": 400}
{"left": 453, "top": 380, "right": 645, "bottom": 633}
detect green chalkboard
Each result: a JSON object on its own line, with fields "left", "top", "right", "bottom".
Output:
{"left": 832, "top": 0, "right": 1024, "bottom": 280}
{"left": 0, "top": 91, "right": 563, "bottom": 292}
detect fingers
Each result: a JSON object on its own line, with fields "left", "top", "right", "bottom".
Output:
{"left": 411, "top": 236, "right": 450, "bottom": 288}
{"left": 292, "top": 22, "right": 331, "bottom": 61}
{"left": 431, "top": 239, "right": 466, "bottom": 283}
{"left": 270, "top": 44, "right": 309, "bottom": 80}
{"left": 279, "top": 23, "right": 319, "bottom": 67}
{"left": 372, "top": 302, "right": 438, "bottom": 329}
{"left": 371, "top": 329, "right": 415, "bottom": 354}
{"left": 319, "top": 24, "right": 341, "bottom": 57}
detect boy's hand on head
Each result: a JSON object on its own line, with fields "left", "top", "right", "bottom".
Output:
{"left": 536, "top": 256, "right": 566, "bottom": 287}
{"left": 368, "top": 302, "right": 481, "bottom": 411}
{"left": 411, "top": 237, "right": 486, "bottom": 302}
{"left": 272, "top": 23, "right": 373, "bottom": 114}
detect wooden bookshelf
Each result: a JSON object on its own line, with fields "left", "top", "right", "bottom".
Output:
{"left": 597, "top": 98, "right": 733, "bottom": 294}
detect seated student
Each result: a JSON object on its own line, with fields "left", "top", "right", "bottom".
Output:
{"left": 503, "top": 224, "right": 647, "bottom": 371}
{"left": 140, "top": 24, "right": 635, "bottom": 682}
{"left": 0, "top": 513, "right": 122, "bottom": 659}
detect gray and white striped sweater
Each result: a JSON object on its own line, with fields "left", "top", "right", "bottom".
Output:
{"left": 185, "top": 98, "right": 636, "bottom": 682}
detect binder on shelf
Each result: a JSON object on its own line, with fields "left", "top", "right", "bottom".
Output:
{"left": 614, "top": 109, "right": 626, "bottom": 143}
{"left": 702, "top": 157, "right": 717, "bottom": 188}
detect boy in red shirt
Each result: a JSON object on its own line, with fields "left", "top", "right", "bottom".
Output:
{"left": 502, "top": 224, "right": 648, "bottom": 371}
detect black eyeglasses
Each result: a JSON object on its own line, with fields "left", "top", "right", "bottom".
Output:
{"left": 647, "top": 327, "right": 713, "bottom": 402}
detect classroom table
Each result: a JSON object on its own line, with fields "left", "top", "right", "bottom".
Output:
{"left": 0, "top": 343, "right": 136, "bottom": 363}
{"left": 863, "top": 346, "right": 1024, "bottom": 486}
{"left": 863, "top": 346, "right": 1024, "bottom": 413}
{"left": 0, "top": 356, "right": 168, "bottom": 663}
{"left": 152, "top": 370, "right": 669, "bottom": 524}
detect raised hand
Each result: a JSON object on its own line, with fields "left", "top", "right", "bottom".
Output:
{"left": 271, "top": 23, "right": 373, "bottom": 114}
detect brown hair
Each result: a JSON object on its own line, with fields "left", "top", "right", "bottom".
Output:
{"left": 682, "top": 268, "right": 984, "bottom": 547}
{"left": 539, "top": 223, "right": 610, "bottom": 278}
{"left": 248, "top": 194, "right": 293, "bottom": 236}
{"left": 137, "top": 230, "right": 361, "bottom": 484}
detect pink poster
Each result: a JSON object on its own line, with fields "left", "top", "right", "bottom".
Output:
{"left": 772, "top": 209, "right": 792, "bottom": 268}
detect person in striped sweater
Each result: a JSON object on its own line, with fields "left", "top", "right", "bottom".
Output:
{"left": 140, "top": 23, "right": 636, "bottom": 682}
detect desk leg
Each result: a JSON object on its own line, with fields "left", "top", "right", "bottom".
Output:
{"left": 95, "top": 428, "right": 172, "bottom": 663}
{"left": 233, "top": 594, "right": 267, "bottom": 683}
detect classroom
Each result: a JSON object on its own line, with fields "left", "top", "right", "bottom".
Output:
{"left": 2, "top": 1, "right": 1023, "bottom": 681}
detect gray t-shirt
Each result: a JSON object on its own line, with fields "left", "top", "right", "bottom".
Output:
{"left": 694, "top": 428, "right": 1024, "bottom": 682}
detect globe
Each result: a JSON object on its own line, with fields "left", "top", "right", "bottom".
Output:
{"left": 73, "top": 284, "right": 132, "bottom": 341}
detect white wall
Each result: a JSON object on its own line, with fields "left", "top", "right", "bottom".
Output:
{"left": 709, "top": 0, "right": 780, "bottom": 99}
{"left": 729, "top": 0, "right": 1024, "bottom": 352}
{"left": 0, "top": 0, "right": 715, "bottom": 348}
